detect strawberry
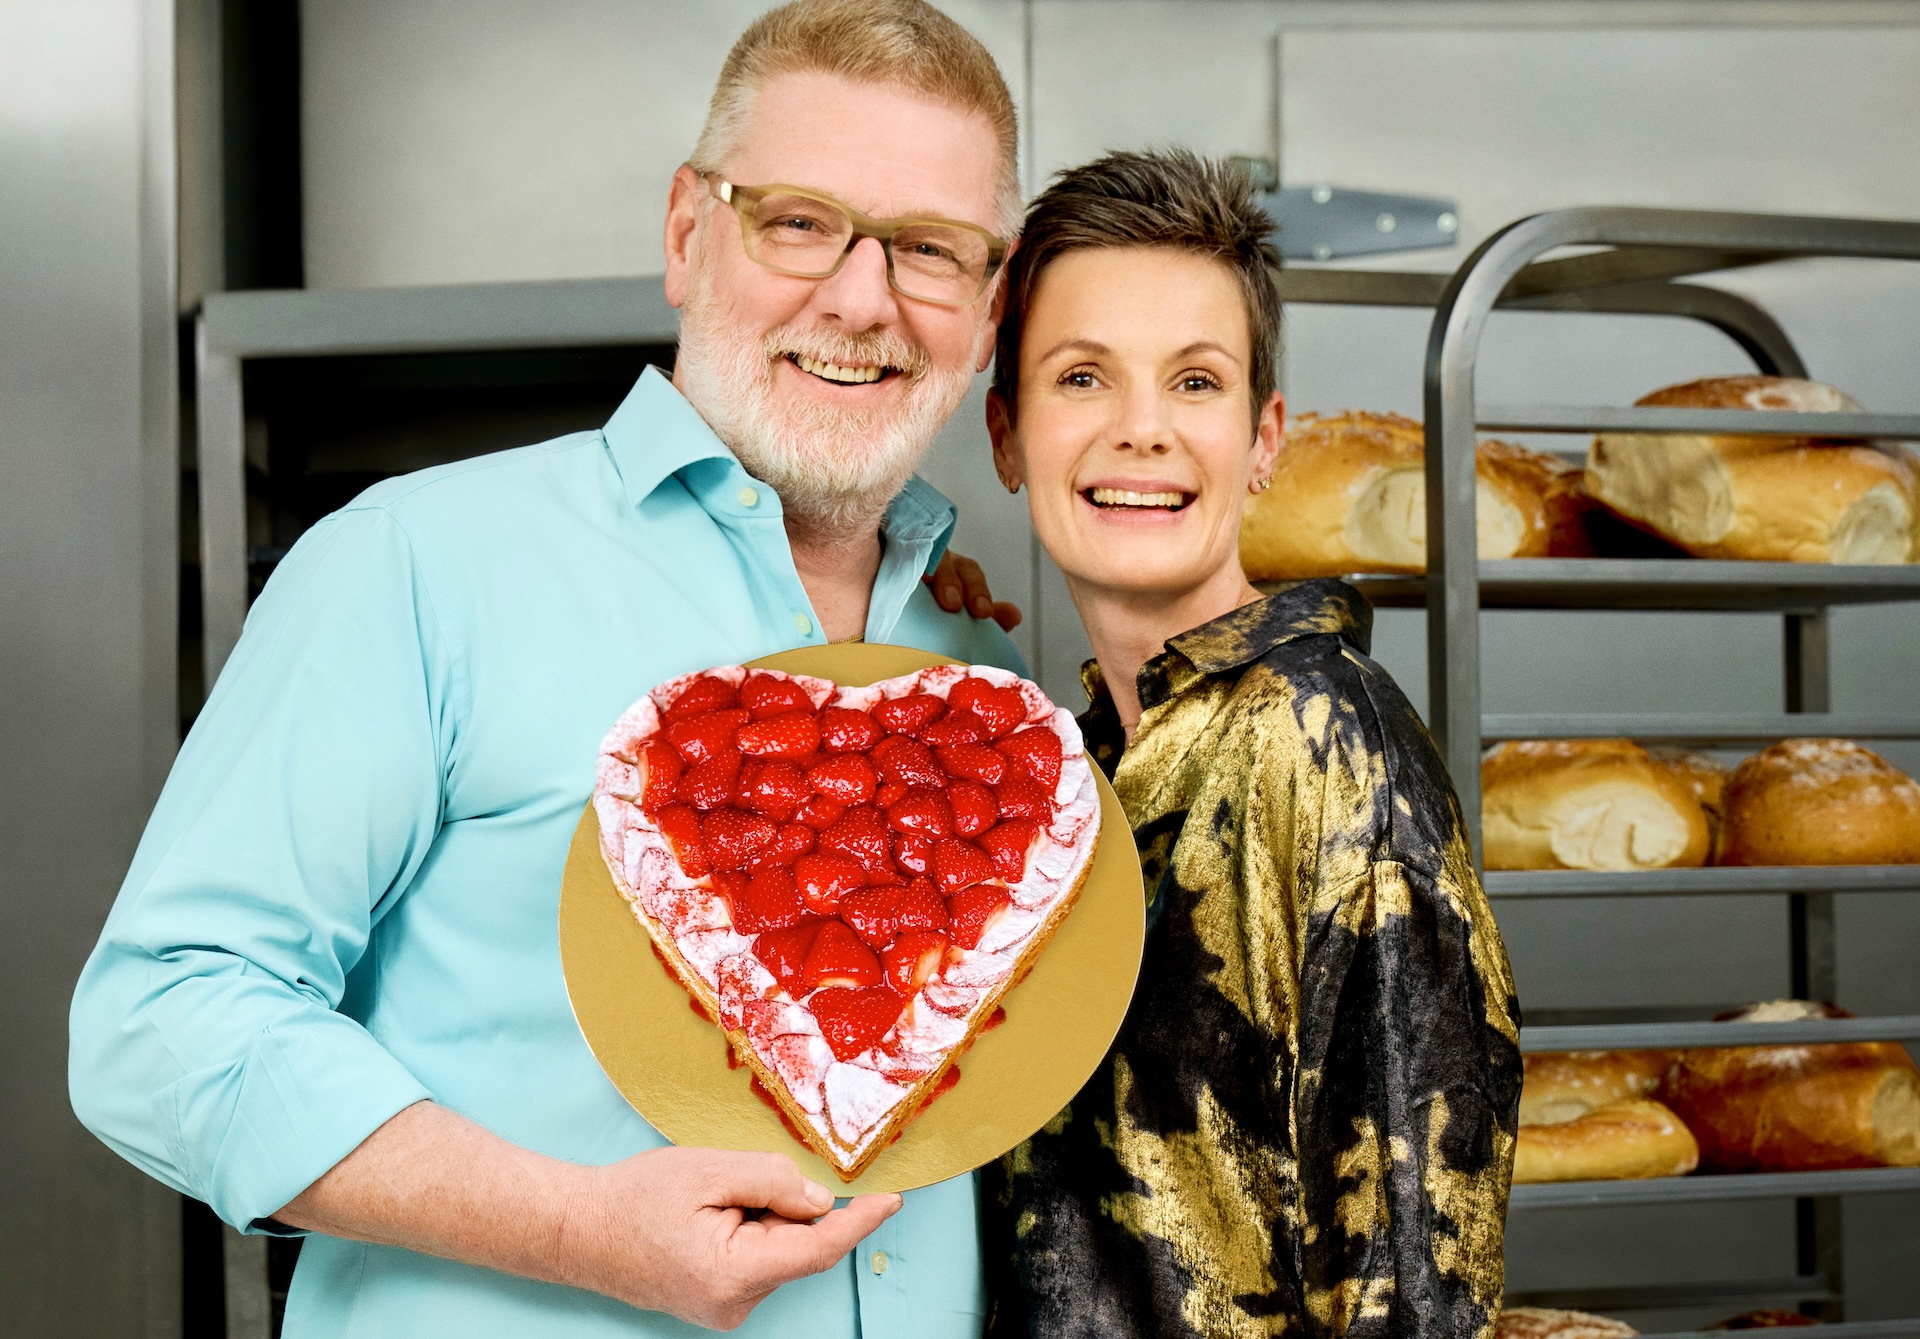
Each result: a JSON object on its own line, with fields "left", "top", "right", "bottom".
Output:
{"left": 702, "top": 809, "right": 778, "bottom": 872}
{"left": 894, "top": 878, "right": 950, "bottom": 933}
{"left": 666, "top": 674, "right": 738, "bottom": 719}
{"left": 873, "top": 735, "right": 945, "bottom": 789}
{"left": 817, "top": 805, "right": 892, "bottom": 875}
{"left": 874, "top": 692, "right": 945, "bottom": 735}
{"left": 936, "top": 741, "right": 1008, "bottom": 787}
{"left": 809, "top": 985, "right": 907, "bottom": 1062}
{"left": 736, "top": 711, "right": 822, "bottom": 759}
{"left": 998, "top": 727, "right": 1062, "bottom": 790}
{"left": 637, "top": 738, "right": 685, "bottom": 815}
{"left": 874, "top": 780, "right": 909, "bottom": 809}
{"left": 654, "top": 803, "right": 709, "bottom": 878}
{"left": 950, "top": 678, "right": 1028, "bottom": 737}
{"left": 840, "top": 884, "right": 902, "bottom": 950}
{"left": 945, "top": 779, "right": 999, "bottom": 838}
{"left": 919, "top": 708, "right": 987, "bottom": 746}
{"left": 805, "top": 754, "right": 876, "bottom": 806}
{"left": 996, "top": 772, "right": 1052, "bottom": 823}
{"left": 947, "top": 883, "right": 1012, "bottom": 950}
{"left": 739, "top": 673, "right": 815, "bottom": 720}
{"left": 801, "top": 921, "right": 884, "bottom": 991}
{"left": 818, "top": 705, "right": 883, "bottom": 752}
{"left": 892, "top": 831, "right": 934, "bottom": 876}
{"left": 754, "top": 921, "right": 824, "bottom": 996}
{"left": 978, "top": 818, "right": 1039, "bottom": 882}
{"left": 793, "top": 793, "right": 847, "bottom": 831}
{"left": 886, "top": 786, "right": 953, "bottom": 838}
{"left": 752, "top": 822, "right": 815, "bottom": 870}
{"left": 882, "top": 930, "right": 950, "bottom": 995}
{"left": 666, "top": 708, "right": 749, "bottom": 765}
{"left": 680, "top": 751, "right": 742, "bottom": 811}
{"left": 725, "top": 866, "right": 811, "bottom": 933}
{"left": 794, "top": 853, "right": 866, "bottom": 916}
{"left": 742, "top": 760, "right": 810, "bottom": 819}
{"left": 932, "top": 837, "right": 995, "bottom": 893}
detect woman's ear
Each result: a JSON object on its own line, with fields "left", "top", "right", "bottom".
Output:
{"left": 1250, "top": 390, "right": 1285, "bottom": 488}
{"left": 986, "top": 388, "right": 1024, "bottom": 494}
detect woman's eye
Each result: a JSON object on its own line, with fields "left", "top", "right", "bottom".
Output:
{"left": 1178, "top": 373, "right": 1222, "bottom": 393}
{"left": 1059, "top": 370, "right": 1098, "bottom": 389}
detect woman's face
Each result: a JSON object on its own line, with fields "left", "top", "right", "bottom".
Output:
{"left": 989, "top": 246, "right": 1282, "bottom": 602}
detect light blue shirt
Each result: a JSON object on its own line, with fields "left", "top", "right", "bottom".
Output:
{"left": 69, "top": 367, "right": 1023, "bottom": 1337}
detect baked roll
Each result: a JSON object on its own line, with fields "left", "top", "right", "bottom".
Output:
{"left": 1520, "top": 1050, "right": 1673, "bottom": 1126}
{"left": 1719, "top": 738, "right": 1920, "bottom": 866}
{"left": 1495, "top": 1308, "right": 1638, "bottom": 1339}
{"left": 1482, "top": 739, "right": 1712, "bottom": 871}
{"left": 1648, "top": 748, "right": 1732, "bottom": 862}
{"left": 1585, "top": 376, "right": 1917, "bottom": 564}
{"left": 1663, "top": 1000, "right": 1920, "bottom": 1171}
{"left": 1513, "top": 1099, "right": 1701, "bottom": 1183}
{"left": 1240, "top": 411, "right": 1591, "bottom": 579}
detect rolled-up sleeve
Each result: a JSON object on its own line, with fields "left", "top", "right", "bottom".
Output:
{"left": 70, "top": 506, "right": 449, "bottom": 1231}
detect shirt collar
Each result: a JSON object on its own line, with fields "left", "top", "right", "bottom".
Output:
{"left": 1139, "top": 577, "right": 1374, "bottom": 712}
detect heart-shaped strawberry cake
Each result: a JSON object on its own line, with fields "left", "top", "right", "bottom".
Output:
{"left": 593, "top": 663, "right": 1100, "bottom": 1180}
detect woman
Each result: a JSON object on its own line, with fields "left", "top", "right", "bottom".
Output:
{"left": 980, "top": 150, "right": 1522, "bottom": 1338}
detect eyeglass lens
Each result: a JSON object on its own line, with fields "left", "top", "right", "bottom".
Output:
{"left": 743, "top": 191, "right": 993, "bottom": 303}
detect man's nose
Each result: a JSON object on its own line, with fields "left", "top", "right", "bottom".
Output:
{"left": 811, "top": 236, "right": 898, "bottom": 331}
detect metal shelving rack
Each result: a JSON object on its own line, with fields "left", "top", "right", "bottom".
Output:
{"left": 1278, "top": 207, "right": 1920, "bottom": 1331}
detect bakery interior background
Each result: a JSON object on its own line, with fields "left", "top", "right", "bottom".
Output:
{"left": 5, "top": 0, "right": 1919, "bottom": 1334}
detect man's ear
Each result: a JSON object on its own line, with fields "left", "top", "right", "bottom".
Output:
{"left": 662, "top": 164, "right": 705, "bottom": 310}
{"left": 1252, "top": 390, "right": 1285, "bottom": 481}
{"left": 985, "top": 387, "right": 1023, "bottom": 491}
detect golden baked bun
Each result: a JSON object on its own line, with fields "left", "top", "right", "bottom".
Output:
{"left": 1241, "top": 412, "right": 1591, "bottom": 579}
{"left": 1720, "top": 738, "right": 1920, "bottom": 866}
{"left": 1482, "top": 740, "right": 1712, "bottom": 871}
{"left": 1496, "top": 1308, "right": 1638, "bottom": 1339}
{"left": 1513, "top": 1099, "right": 1701, "bottom": 1183}
{"left": 1663, "top": 1000, "right": 1920, "bottom": 1171}
{"left": 1647, "top": 748, "right": 1732, "bottom": 862}
{"left": 1585, "top": 376, "right": 1916, "bottom": 564}
{"left": 1521, "top": 1050, "right": 1673, "bottom": 1125}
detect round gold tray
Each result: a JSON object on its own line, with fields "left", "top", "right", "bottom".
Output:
{"left": 560, "top": 642, "right": 1144, "bottom": 1192}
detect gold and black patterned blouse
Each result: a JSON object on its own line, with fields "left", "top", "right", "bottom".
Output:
{"left": 984, "top": 578, "right": 1521, "bottom": 1339}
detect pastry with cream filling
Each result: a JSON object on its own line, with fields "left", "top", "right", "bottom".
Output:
{"left": 1482, "top": 739, "right": 1712, "bottom": 871}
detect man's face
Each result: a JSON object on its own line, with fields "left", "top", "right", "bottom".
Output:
{"left": 664, "top": 70, "right": 1007, "bottom": 533}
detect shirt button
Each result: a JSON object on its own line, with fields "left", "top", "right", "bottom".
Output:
{"left": 870, "top": 1250, "right": 889, "bottom": 1275}
{"left": 793, "top": 613, "right": 813, "bottom": 636}
{"left": 737, "top": 486, "right": 759, "bottom": 508}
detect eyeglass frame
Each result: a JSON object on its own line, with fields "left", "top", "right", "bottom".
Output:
{"left": 703, "top": 173, "right": 1009, "bottom": 307}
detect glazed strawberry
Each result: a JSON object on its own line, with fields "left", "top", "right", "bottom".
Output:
{"left": 726, "top": 866, "right": 811, "bottom": 933}
{"left": 932, "top": 837, "right": 995, "bottom": 893}
{"left": 886, "top": 787, "right": 953, "bottom": 838}
{"left": 874, "top": 780, "right": 909, "bottom": 809}
{"left": 654, "top": 803, "right": 710, "bottom": 878}
{"left": 818, "top": 705, "right": 883, "bottom": 752}
{"left": 794, "top": 853, "right": 866, "bottom": 915}
{"left": 882, "top": 930, "right": 950, "bottom": 995}
{"left": 946, "top": 779, "right": 999, "bottom": 838}
{"left": 754, "top": 921, "right": 824, "bottom": 996}
{"left": 739, "top": 673, "right": 815, "bottom": 720}
{"left": 936, "top": 741, "right": 1008, "bottom": 787}
{"left": 978, "top": 818, "right": 1039, "bottom": 882}
{"left": 743, "top": 760, "right": 811, "bottom": 820}
{"left": 873, "top": 735, "right": 945, "bottom": 789}
{"left": 919, "top": 709, "right": 987, "bottom": 746}
{"left": 793, "top": 793, "right": 847, "bottom": 831}
{"left": 873, "top": 692, "right": 945, "bottom": 735}
{"left": 702, "top": 809, "right": 778, "bottom": 872}
{"left": 841, "top": 884, "right": 903, "bottom": 950}
{"left": 636, "top": 738, "right": 685, "bottom": 815}
{"left": 680, "top": 751, "right": 742, "bottom": 810}
{"left": 810, "top": 985, "right": 907, "bottom": 1062}
{"left": 894, "top": 878, "right": 950, "bottom": 933}
{"left": 737, "top": 710, "right": 822, "bottom": 759}
{"left": 947, "top": 883, "right": 1013, "bottom": 950}
{"left": 995, "top": 772, "right": 1051, "bottom": 823}
{"left": 666, "top": 708, "right": 749, "bottom": 765}
{"left": 998, "top": 726, "right": 1062, "bottom": 789}
{"left": 892, "top": 831, "right": 934, "bottom": 876}
{"left": 801, "top": 921, "right": 884, "bottom": 991}
{"left": 951, "top": 678, "right": 1028, "bottom": 737}
{"left": 817, "top": 805, "right": 892, "bottom": 875}
{"left": 752, "top": 822, "right": 815, "bottom": 869}
{"left": 806, "top": 754, "right": 876, "bottom": 806}
{"left": 666, "top": 674, "right": 738, "bottom": 719}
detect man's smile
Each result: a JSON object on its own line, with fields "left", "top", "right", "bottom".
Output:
{"left": 785, "top": 352, "right": 901, "bottom": 385}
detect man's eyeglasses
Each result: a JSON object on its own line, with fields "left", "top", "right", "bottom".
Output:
{"left": 705, "top": 174, "right": 1008, "bottom": 307}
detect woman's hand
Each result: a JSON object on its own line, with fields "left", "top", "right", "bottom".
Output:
{"left": 925, "top": 549, "right": 1023, "bottom": 632}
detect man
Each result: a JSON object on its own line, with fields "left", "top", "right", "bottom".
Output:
{"left": 70, "top": 2, "right": 1024, "bottom": 1332}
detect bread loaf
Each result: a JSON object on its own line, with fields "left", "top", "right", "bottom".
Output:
{"left": 1513, "top": 1099, "right": 1701, "bottom": 1183}
{"left": 1664, "top": 1000, "right": 1920, "bottom": 1171}
{"left": 1495, "top": 1308, "right": 1638, "bottom": 1339}
{"left": 1585, "top": 376, "right": 1916, "bottom": 564}
{"left": 1241, "top": 411, "right": 1592, "bottom": 579}
{"left": 1521, "top": 1050, "right": 1673, "bottom": 1125}
{"left": 1720, "top": 739, "right": 1920, "bottom": 866}
{"left": 1482, "top": 740, "right": 1712, "bottom": 871}
{"left": 1648, "top": 748, "right": 1732, "bottom": 862}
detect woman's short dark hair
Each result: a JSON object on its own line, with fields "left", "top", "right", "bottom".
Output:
{"left": 991, "top": 148, "right": 1281, "bottom": 422}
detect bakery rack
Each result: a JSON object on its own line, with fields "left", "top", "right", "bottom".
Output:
{"left": 1274, "top": 207, "right": 1920, "bottom": 1333}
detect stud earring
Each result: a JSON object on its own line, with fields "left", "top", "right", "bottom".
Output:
{"left": 1000, "top": 477, "right": 1021, "bottom": 495}
{"left": 1249, "top": 476, "right": 1271, "bottom": 495}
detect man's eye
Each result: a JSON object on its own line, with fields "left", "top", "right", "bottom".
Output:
{"left": 772, "top": 215, "right": 822, "bottom": 233}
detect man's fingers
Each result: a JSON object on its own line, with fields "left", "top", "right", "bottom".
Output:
{"left": 990, "top": 600, "right": 1023, "bottom": 633}
{"left": 704, "top": 1150, "right": 834, "bottom": 1221}
{"left": 730, "top": 1195, "right": 903, "bottom": 1293}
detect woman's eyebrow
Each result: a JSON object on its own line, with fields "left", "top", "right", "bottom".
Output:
{"left": 1037, "top": 337, "right": 1113, "bottom": 363}
{"left": 1168, "top": 340, "right": 1243, "bottom": 366}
